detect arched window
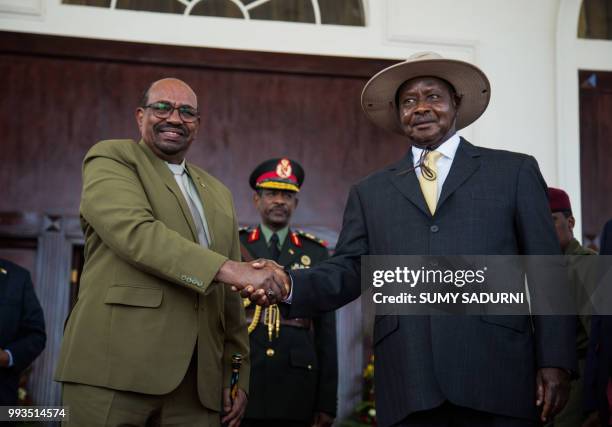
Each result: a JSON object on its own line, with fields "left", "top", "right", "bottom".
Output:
{"left": 62, "top": 0, "right": 366, "bottom": 26}
{"left": 578, "top": 0, "right": 612, "bottom": 40}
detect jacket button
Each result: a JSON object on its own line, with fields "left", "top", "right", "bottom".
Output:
{"left": 266, "top": 348, "right": 275, "bottom": 357}
{"left": 430, "top": 225, "right": 439, "bottom": 233}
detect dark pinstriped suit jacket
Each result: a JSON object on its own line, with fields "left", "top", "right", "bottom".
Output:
{"left": 287, "top": 138, "right": 576, "bottom": 427}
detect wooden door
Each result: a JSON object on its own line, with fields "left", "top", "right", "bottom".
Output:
{"left": 579, "top": 70, "right": 612, "bottom": 248}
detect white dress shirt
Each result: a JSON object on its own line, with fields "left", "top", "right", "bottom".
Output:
{"left": 166, "top": 160, "right": 211, "bottom": 246}
{"left": 411, "top": 133, "right": 461, "bottom": 202}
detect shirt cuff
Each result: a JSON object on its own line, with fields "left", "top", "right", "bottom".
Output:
{"left": 282, "top": 271, "right": 294, "bottom": 304}
{"left": 5, "top": 349, "right": 14, "bottom": 368}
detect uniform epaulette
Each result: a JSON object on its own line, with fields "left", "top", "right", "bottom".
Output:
{"left": 240, "top": 226, "right": 260, "bottom": 243}
{"left": 294, "top": 229, "right": 328, "bottom": 247}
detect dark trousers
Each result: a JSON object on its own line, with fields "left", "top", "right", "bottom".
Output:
{"left": 395, "top": 402, "right": 540, "bottom": 427}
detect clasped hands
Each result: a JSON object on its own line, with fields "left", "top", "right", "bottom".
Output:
{"left": 217, "top": 259, "right": 290, "bottom": 306}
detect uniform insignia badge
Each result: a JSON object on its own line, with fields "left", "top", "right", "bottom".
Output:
{"left": 276, "top": 158, "right": 292, "bottom": 179}
{"left": 248, "top": 227, "right": 260, "bottom": 243}
{"left": 289, "top": 248, "right": 295, "bottom": 255}
{"left": 0, "top": 268, "right": 6, "bottom": 275}
{"left": 301, "top": 255, "right": 311, "bottom": 266}
{"left": 290, "top": 232, "right": 302, "bottom": 247}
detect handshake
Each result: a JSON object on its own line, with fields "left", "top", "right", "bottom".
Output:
{"left": 216, "top": 259, "right": 291, "bottom": 306}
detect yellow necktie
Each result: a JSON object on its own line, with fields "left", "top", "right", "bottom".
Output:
{"left": 418, "top": 151, "right": 442, "bottom": 214}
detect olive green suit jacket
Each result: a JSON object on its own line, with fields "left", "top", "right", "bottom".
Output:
{"left": 55, "top": 139, "right": 249, "bottom": 411}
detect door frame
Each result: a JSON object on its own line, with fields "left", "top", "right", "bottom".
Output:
{"left": 556, "top": 0, "right": 612, "bottom": 239}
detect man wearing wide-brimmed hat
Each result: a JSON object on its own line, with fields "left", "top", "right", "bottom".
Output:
{"left": 235, "top": 52, "right": 576, "bottom": 427}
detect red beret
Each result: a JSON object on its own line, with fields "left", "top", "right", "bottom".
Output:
{"left": 547, "top": 187, "right": 572, "bottom": 213}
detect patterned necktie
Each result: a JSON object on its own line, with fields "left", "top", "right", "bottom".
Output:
{"left": 418, "top": 150, "right": 443, "bottom": 215}
{"left": 269, "top": 233, "right": 281, "bottom": 261}
{"left": 179, "top": 170, "right": 209, "bottom": 247}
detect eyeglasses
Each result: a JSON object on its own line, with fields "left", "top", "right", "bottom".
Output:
{"left": 142, "top": 101, "right": 199, "bottom": 123}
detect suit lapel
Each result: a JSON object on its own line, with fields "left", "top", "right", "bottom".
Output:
{"left": 138, "top": 140, "right": 199, "bottom": 242}
{"left": 437, "top": 138, "right": 481, "bottom": 211}
{"left": 187, "top": 165, "right": 219, "bottom": 248}
{"left": 388, "top": 150, "right": 431, "bottom": 218}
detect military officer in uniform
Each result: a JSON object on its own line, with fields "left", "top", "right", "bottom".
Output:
{"left": 547, "top": 187, "right": 597, "bottom": 427}
{"left": 240, "top": 158, "right": 338, "bottom": 427}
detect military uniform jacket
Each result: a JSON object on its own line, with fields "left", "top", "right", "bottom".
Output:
{"left": 565, "top": 238, "right": 597, "bottom": 356}
{"left": 240, "top": 226, "right": 338, "bottom": 422}
{"left": 54, "top": 140, "right": 249, "bottom": 412}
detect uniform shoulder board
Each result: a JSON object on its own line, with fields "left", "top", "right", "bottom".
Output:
{"left": 240, "top": 226, "right": 261, "bottom": 243}
{"left": 294, "top": 229, "right": 328, "bottom": 247}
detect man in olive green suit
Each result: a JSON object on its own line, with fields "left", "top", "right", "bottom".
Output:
{"left": 55, "top": 78, "right": 286, "bottom": 427}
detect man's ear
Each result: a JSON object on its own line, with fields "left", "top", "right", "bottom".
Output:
{"left": 568, "top": 215, "right": 576, "bottom": 231}
{"left": 453, "top": 94, "right": 462, "bottom": 109}
{"left": 253, "top": 192, "right": 260, "bottom": 208}
{"left": 294, "top": 197, "right": 299, "bottom": 209}
{"left": 136, "top": 108, "right": 144, "bottom": 132}
{"left": 192, "top": 116, "right": 201, "bottom": 138}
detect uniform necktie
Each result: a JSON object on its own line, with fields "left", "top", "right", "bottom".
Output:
{"left": 175, "top": 169, "right": 209, "bottom": 247}
{"left": 418, "top": 150, "right": 442, "bottom": 215}
{"left": 269, "top": 233, "right": 281, "bottom": 261}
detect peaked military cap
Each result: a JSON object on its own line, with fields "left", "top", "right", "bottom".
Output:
{"left": 249, "top": 158, "right": 304, "bottom": 193}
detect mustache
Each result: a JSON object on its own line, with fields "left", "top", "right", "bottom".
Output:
{"left": 411, "top": 116, "right": 435, "bottom": 125}
{"left": 267, "top": 205, "right": 288, "bottom": 215}
{"left": 154, "top": 123, "right": 187, "bottom": 135}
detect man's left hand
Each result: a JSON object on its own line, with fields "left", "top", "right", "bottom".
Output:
{"left": 232, "top": 259, "right": 290, "bottom": 306}
{"left": 221, "top": 387, "right": 247, "bottom": 427}
{"left": 536, "top": 367, "right": 570, "bottom": 423}
{"left": 312, "top": 411, "right": 334, "bottom": 427}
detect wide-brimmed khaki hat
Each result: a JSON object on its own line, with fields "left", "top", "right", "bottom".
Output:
{"left": 361, "top": 51, "right": 491, "bottom": 136}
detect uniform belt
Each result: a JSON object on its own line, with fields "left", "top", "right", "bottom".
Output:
{"left": 245, "top": 310, "right": 312, "bottom": 329}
